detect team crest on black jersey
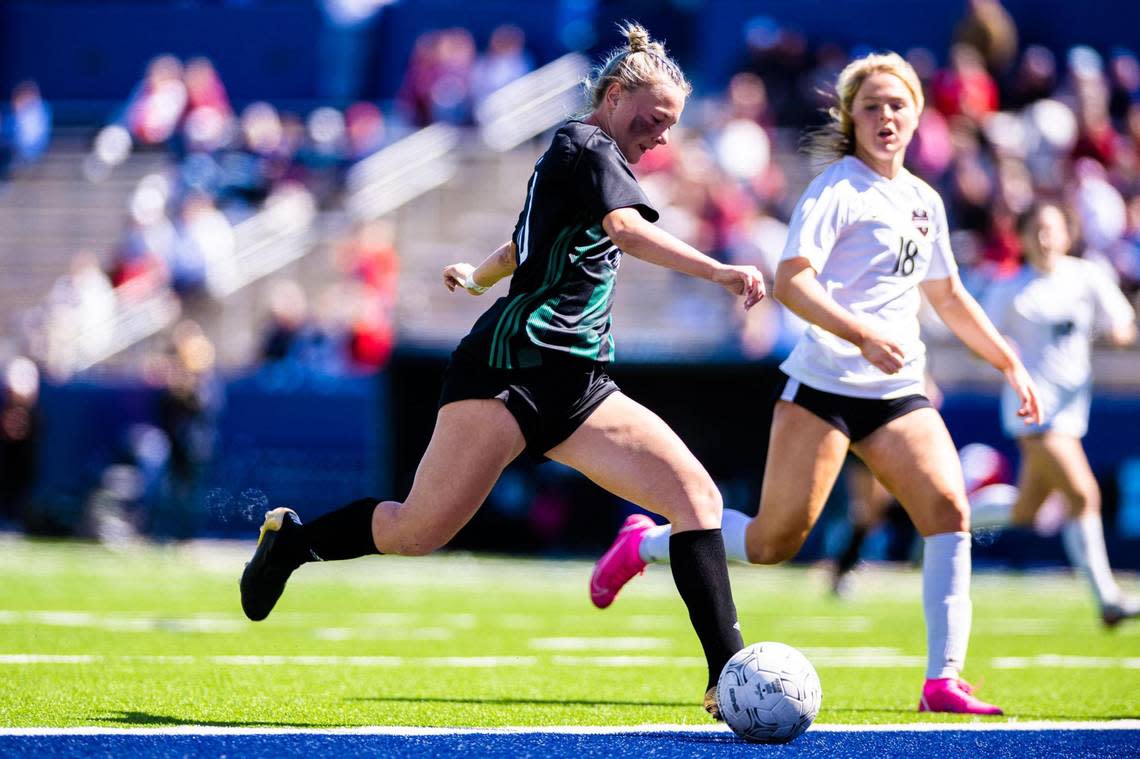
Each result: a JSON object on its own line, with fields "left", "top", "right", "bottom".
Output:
{"left": 912, "top": 208, "right": 930, "bottom": 237}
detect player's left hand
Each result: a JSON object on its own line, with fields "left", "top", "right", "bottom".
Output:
{"left": 714, "top": 265, "right": 766, "bottom": 310}
{"left": 1005, "top": 362, "right": 1043, "bottom": 425}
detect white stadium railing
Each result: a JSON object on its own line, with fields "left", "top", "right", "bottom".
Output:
{"left": 476, "top": 53, "right": 590, "bottom": 151}
{"left": 346, "top": 123, "right": 460, "bottom": 222}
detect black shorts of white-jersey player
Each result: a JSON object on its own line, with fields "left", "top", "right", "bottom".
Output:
{"left": 590, "top": 52, "right": 1044, "bottom": 717}
{"left": 239, "top": 22, "right": 765, "bottom": 719}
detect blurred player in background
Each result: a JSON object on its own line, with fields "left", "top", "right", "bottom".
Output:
{"left": 591, "top": 51, "right": 1042, "bottom": 715}
{"left": 239, "top": 23, "right": 765, "bottom": 718}
{"left": 972, "top": 200, "right": 1140, "bottom": 627}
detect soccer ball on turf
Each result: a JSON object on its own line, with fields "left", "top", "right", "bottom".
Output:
{"left": 716, "top": 641, "right": 822, "bottom": 744}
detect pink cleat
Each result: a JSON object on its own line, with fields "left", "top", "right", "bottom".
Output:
{"left": 590, "top": 514, "right": 655, "bottom": 609}
{"left": 918, "top": 678, "right": 1003, "bottom": 715}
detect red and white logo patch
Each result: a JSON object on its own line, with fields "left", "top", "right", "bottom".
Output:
{"left": 912, "top": 208, "right": 930, "bottom": 237}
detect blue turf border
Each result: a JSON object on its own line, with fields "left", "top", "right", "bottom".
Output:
{"left": 2, "top": 730, "right": 1138, "bottom": 759}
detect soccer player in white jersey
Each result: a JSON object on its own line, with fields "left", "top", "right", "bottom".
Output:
{"left": 589, "top": 52, "right": 1042, "bottom": 716}
{"left": 972, "top": 201, "right": 1139, "bottom": 627}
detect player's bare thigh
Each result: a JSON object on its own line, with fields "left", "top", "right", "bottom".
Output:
{"left": 372, "top": 399, "right": 525, "bottom": 555}
{"left": 744, "top": 401, "right": 850, "bottom": 564}
{"left": 851, "top": 407, "right": 967, "bottom": 536}
{"left": 546, "top": 392, "right": 722, "bottom": 532}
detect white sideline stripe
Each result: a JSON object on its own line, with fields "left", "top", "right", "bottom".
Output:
{"left": 1, "top": 721, "right": 1137, "bottom": 736}
{"left": 992, "top": 655, "right": 1140, "bottom": 669}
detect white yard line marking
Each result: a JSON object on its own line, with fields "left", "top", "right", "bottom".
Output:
{"left": 551, "top": 656, "right": 706, "bottom": 667}
{"left": 2, "top": 650, "right": 1137, "bottom": 671}
{"left": 529, "top": 637, "right": 671, "bottom": 651}
{"left": 0, "top": 721, "right": 1137, "bottom": 736}
{"left": 991, "top": 655, "right": 1140, "bottom": 669}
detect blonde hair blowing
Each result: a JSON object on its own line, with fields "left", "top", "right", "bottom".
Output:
{"left": 803, "top": 52, "right": 924, "bottom": 167}
{"left": 583, "top": 22, "right": 692, "bottom": 110}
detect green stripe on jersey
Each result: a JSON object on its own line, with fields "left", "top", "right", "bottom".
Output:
{"left": 489, "top": 224, "right": 577, "bottom": 369}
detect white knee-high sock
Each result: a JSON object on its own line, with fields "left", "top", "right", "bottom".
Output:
{"left": 922, "top": 531, "right": 973, "bottom": 680}
{"left": 639, "top": 509, "right": 752, "bottom": 564}
{"left": 968, "top": 484, "right": 1017, "bottom": 530}
{"left": 1061, "top": 515, "right": 1121, "bottom": 608}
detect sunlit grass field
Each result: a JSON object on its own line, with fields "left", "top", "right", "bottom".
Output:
{"left": 0, "top": 537, "right": 1136, "bottom": 728}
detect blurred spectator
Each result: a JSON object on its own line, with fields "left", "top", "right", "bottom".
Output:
{"left": 168, "top": 193, "right": 237, "bottom": 298}
{"left": 180, "top": 57, "right": 233, "bottom": 155}
{"left": 42, "top": 251, "right": 116, "bottom": 378}
{"left": 344, "top": 101, "right": 386, "bottom": 160}
{"left": 0, "top": 357, "right": 40, "bottom": 526}
{"left": 336, "top": 220, "right": 400, "bottom": 370}
{"left": 1071, "top": 62, "right": 1121, "bottom": 168}
{"left": 399, "top": 28, "right": 477, "bottom": 127}
{"left": 110, "top": 174, "right": 176, "bottom": 294}
{"left": 931, "top": 44, "right": 1000, "bottom": 122}
{"left": 1008, "top": 45, "right": 1058, "bottom": 109}
{"left": 953, "top": 0, "right": 1019, "bottom": 75}
{"left": 471, "top": 25, "right": 534, "bottom": 107}
{"left": 260, "top": 278, "right": 317, "bottom": 364}
{"left": 149, "top": 320, "right": 221, "bottom": 539}
{"left": 125, "top": 55, "right": 188, "bottom": 146}
{"left": 217, "top": 101, "right": 291, "bottom": 209}
{"left": 5, "top": 81, "right": 52, "bottom": 171}
{"left": 1110, "top": 193, "right": 1140, "bottom": 294}
{"left": 1071, "top": 158, "right": 1127, "bottom": 255}
{"left": 1107, "top": 49, "right": 1140, "bottom": 123}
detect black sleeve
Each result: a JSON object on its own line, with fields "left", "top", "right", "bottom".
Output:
{"left": 572, "top": 134, "right": 659, "bottom": 224}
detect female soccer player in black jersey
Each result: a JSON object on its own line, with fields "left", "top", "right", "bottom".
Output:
{"left": 240, "top": 23, "right": 765, "bottom": 717}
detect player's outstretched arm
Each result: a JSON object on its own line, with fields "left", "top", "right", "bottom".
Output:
{"left": 921, "top": 274, "right": 1043, "bottom": 424}
{"left": 773, "top": 257, "right": 905, "bottom": 374}
{"left": 602, "top": 207, "right": 765, "bottom": 309}
{"left": 442, "top": 240, "right": 518, "bottom": 295}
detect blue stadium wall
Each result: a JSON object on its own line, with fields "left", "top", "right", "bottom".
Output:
{"left": 27, "top": 356, "right": 1140, "bottom": 570}
{"left": 5, "top": 0, "right": 1140, "bottom": 112}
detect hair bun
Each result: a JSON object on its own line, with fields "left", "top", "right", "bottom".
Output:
{"left": 623, "top": 22, "right": 650, "bottom": 53}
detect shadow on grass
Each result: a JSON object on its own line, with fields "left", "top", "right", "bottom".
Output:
{"left": 88, "top": 711, "right": 336, "bottom": 728}
{"left": 346, "top": 695, "right": 695, "bottom": 708}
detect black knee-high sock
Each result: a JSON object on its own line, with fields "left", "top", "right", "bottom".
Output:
{"left": 670, "top": 529, "right": 745, "bottom": 691}
{"left": 836, "top": 524, "right": 868, "bottom": 578}
{"left": 296, "top": 498, "right": 383, "bottom": 562}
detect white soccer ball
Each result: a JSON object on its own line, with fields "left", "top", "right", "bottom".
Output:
{"left": 716, "top": 641, "right": 822, "bottom": 744}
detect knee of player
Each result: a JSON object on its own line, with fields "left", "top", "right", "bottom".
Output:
{"left": 931, "top": 492, "right": 970, "bottom": 533}
{"left": 686, "top": 477, "right": 723, "bottom": 526}
{"left": 1066, "top": 488, "right": 1101, "bottom": 517}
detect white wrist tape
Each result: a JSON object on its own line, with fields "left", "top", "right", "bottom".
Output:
{"left": 463, "top": 276, "right": 489, "bottom": 294}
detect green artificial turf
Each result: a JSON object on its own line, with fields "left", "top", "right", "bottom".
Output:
{"left": 0, "top": 537, "right": 1135, "bottom": 728}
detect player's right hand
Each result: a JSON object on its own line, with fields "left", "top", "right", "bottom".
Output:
{"left": 859, "top": 330, "right": 905, "bottom": 374}
{"left": 443, "top": 263, "right": 479, "bottom": 294}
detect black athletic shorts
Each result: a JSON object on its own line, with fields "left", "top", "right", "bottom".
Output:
{"left": 774, "top": 372, "right": 932, "bottom": 443}
{"left": 438, "top": 349, "right": 620, "bottom": 462}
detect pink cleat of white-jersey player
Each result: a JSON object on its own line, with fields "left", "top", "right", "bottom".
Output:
{"left": 590, "top": 514, "right": 655, "bottom": 608}
{"left": 919, "top": 677, "right": 1003, "bottom": 715}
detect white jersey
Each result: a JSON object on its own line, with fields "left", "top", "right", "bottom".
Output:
{"left": 982, "top": 256, "right": 1134, "bottom": 438}
{"left": 779, "top": 156, "right": 957, "bottom": 399}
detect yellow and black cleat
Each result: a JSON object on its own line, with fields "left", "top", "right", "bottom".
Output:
{"left": 703, "top": 686, "right": 723, "bottom": 721}
{"left": 239, "top": 507, "right": 305, "bottom": 622}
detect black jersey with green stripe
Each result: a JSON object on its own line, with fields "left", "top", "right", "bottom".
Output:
{"left": 455, "top": 120, "right": 658, "bottom": 369}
